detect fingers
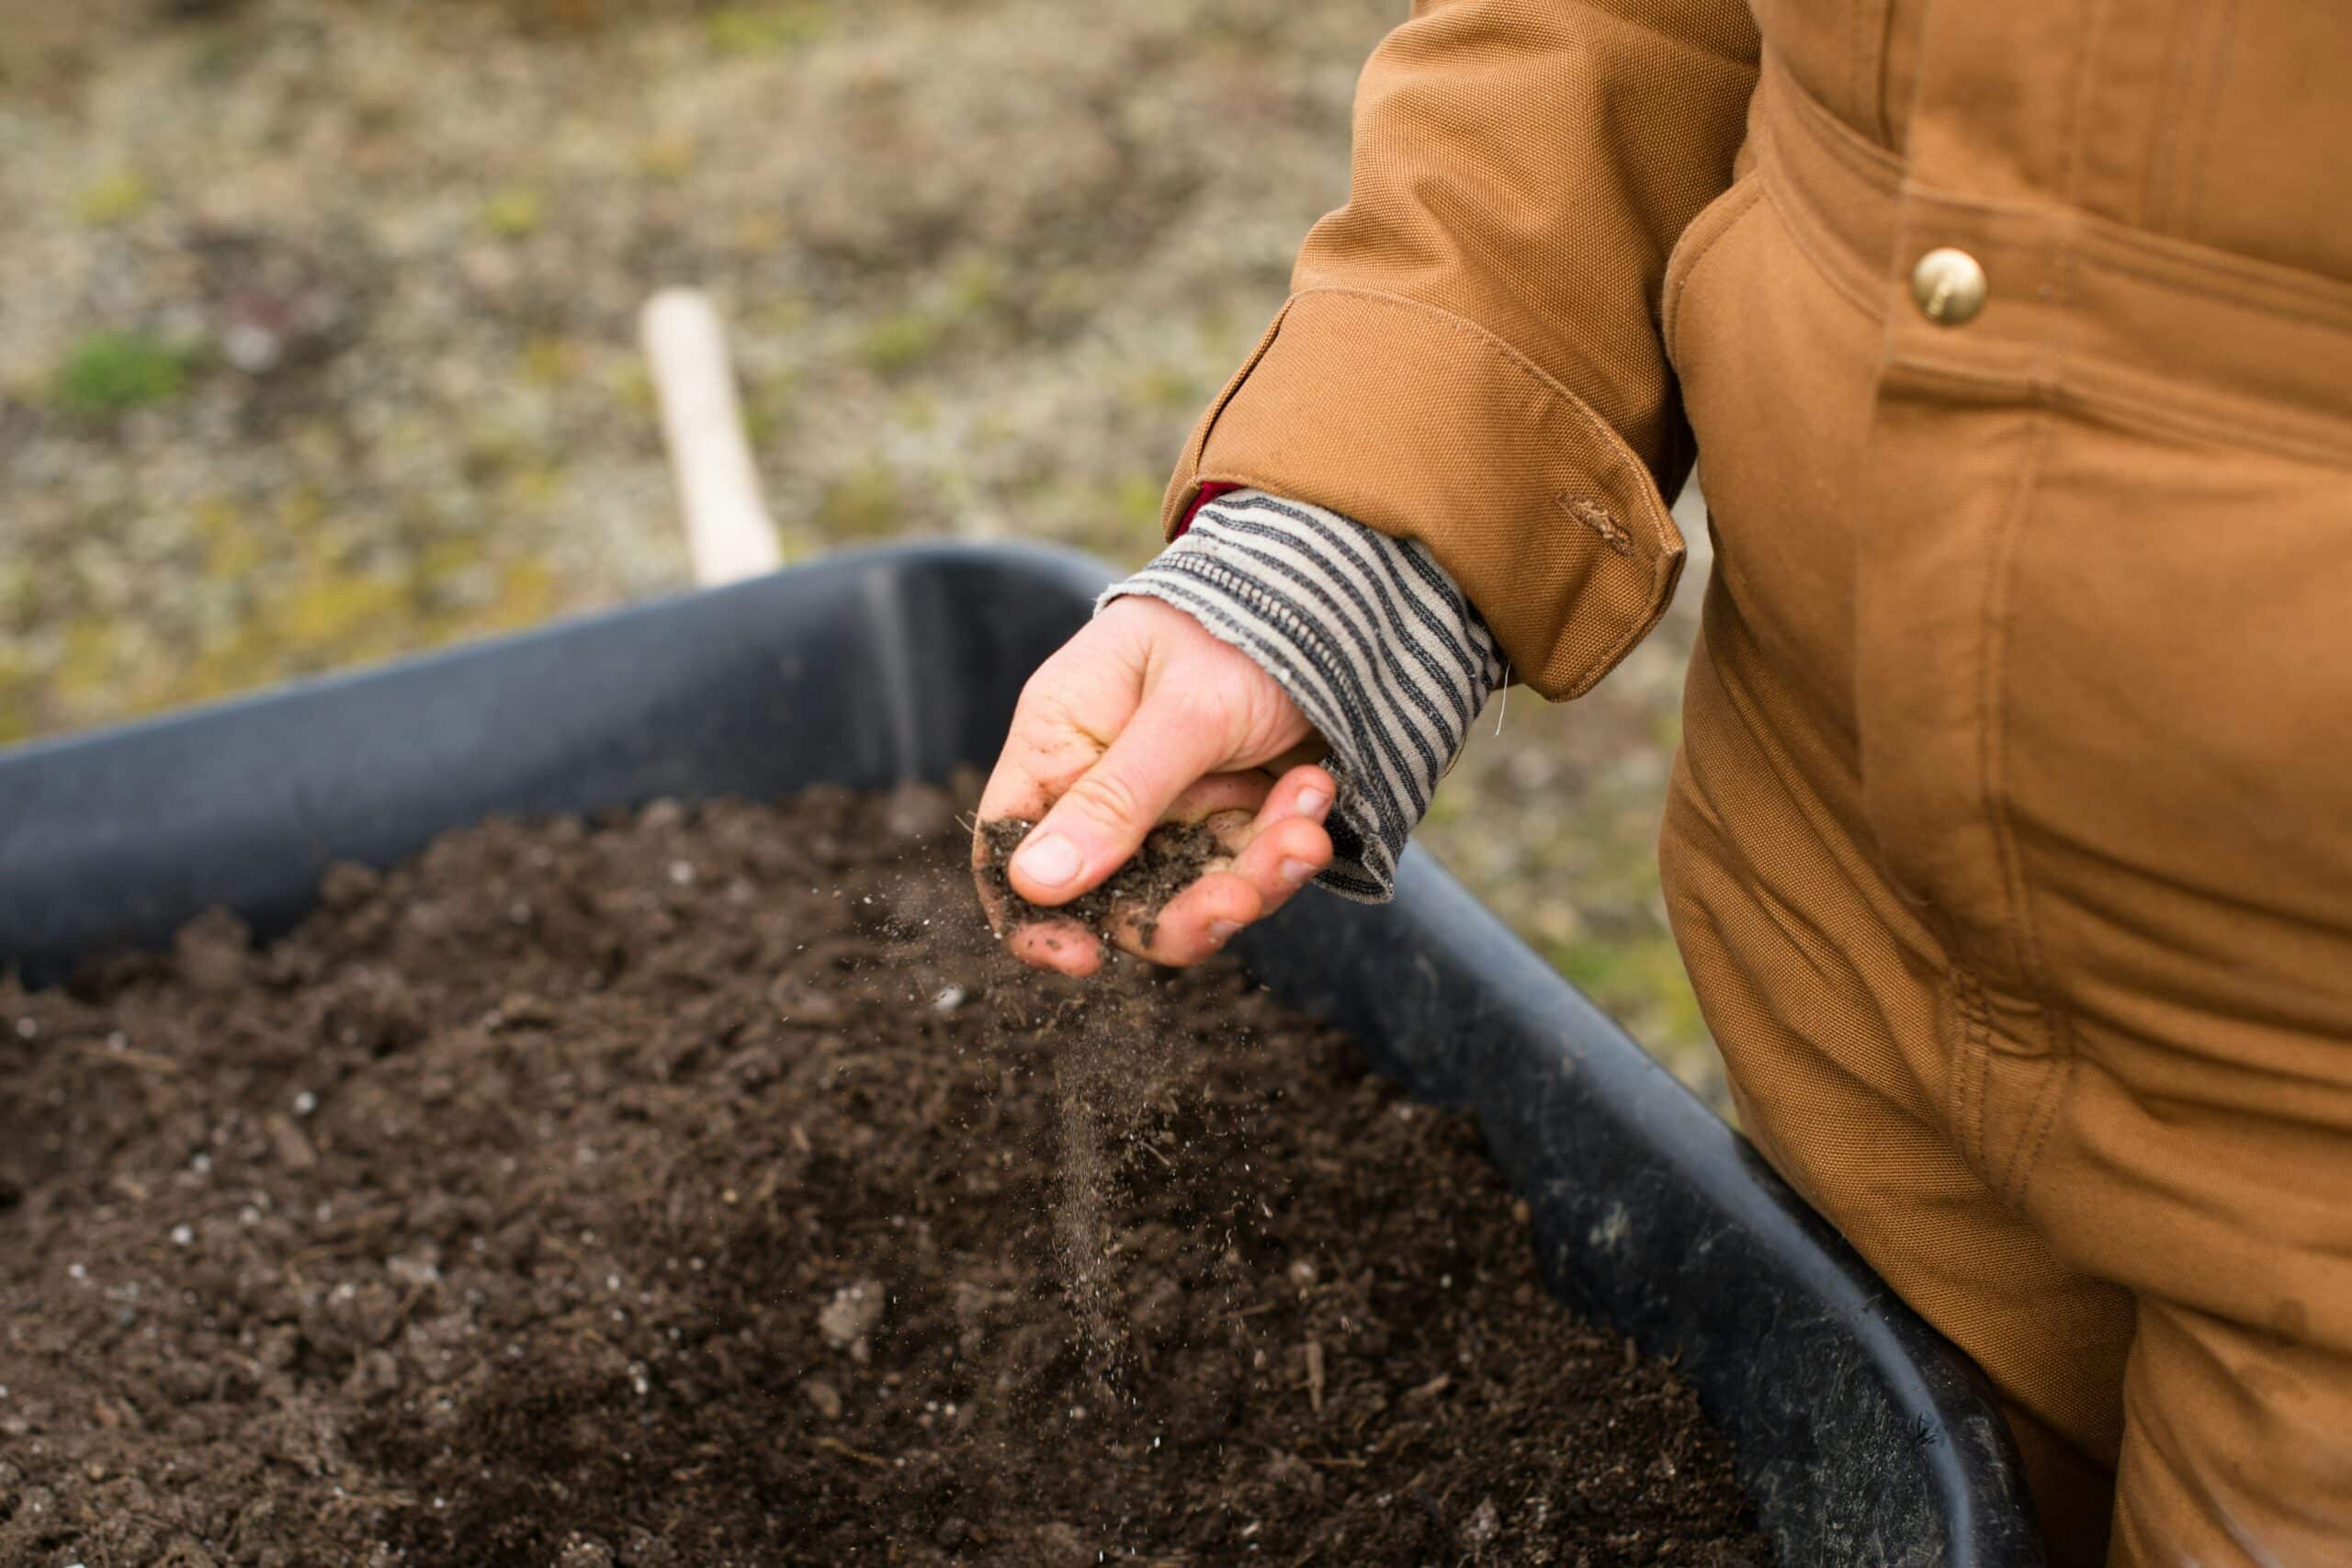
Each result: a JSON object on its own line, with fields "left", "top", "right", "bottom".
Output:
{"left": 1108, "top": 764, "right": 1336, "bottom": 965}
{"left": 988, "top": 767, "right": 1337, "bottom": 976}
{"left": 1111, "top": 869, "right": 1263, "bottom": 966}
{"left": 1223, "top": 764, "right": 1337, "bottom": 920}
{"left": 1003, "top": 693, "right": 1228, "bottom": 908}
{"left": 1002, "top": 918, "right": 1108, "bottom": 978}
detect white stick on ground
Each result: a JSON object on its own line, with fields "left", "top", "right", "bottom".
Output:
{"left": 639, "top": 288, "right": 784, "bottom": 587}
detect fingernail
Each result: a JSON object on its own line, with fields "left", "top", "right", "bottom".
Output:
{"left": 1013, "top": 832, "right": 1082, "bottom": 888}
{"left": 1295, "top": 788, "right": 1330, "bottom": 820}
{"left": 1278, "top": 858, "right": 1314, "bottom": 887}
{"left": 1207, "top": 919, "right": 1241, "bottom": 945}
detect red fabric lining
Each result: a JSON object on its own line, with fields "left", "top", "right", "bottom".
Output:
{"left": 1174, "top": 481, "right": 1242, "bottom": 539}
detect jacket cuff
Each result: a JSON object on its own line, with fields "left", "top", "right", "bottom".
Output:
{"left": 1101, "top": 491, "right": 1502, "bottom": 904}
{"left": 1161, "top": 287, "right": 1686, "bottom": 700}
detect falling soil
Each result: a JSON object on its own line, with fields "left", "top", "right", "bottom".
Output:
{"left": 977, "top": 816, "right": 1229, "bottom": 947}
{"left": 0, "top": 784, "right": 1770, "bottom": 1567}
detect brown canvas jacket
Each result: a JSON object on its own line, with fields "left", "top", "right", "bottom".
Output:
{"left": 1161, "top": 0, "right": 2352, "bottom": 699}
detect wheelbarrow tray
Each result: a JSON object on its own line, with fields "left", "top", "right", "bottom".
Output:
{"left": 0, "top": 542, "right": 2040, "bottom": 1566}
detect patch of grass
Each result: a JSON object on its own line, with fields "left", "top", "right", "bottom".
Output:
{"left": 460, "top": 426, "right": 534, "bottom": 486}
{"left": 497, "top": 459, "right": 566, "bottom": 514}
{"left": 706, "top": 3, "right": 826, "bottom": 56}
{"left": 751, "top": 294, "right": 812, "bottom": 335}
{"left": 894, "top": 389, "right": 939, "bottom": 434}
{"left": 194, "top": 497, "right": 265, "bottom": 580}
{"left": 854, "top": 260, "right": 1009, "bottom": 378}
{"left": 944, "top": 255, "right": 1008, "bottom": 320}
{"left": 518, "top": 336, "right": 577, "bottom": 387}
{"left": 187, "top": 26, "right": 246, "bottom": 85}
{"left": 1110, "top": 472, "right": 1166, "bottom": 532}
{"left": 855, "top": 311, "right": 944, "bottom": 377}
{"left": 0, "top": 632, "right": 32, "bottom": 743}
{"left": 741, "top": 371, "right": 798, "bottom": 447}
{"left": 74, "top": 168, "right": 154, "bottom": 228}
{"left": 1548, "top": 931, "right": 1711, "bottom": 1074}
{"left": 0, "top": 684, "right": 31, "bottom": 747}
{"left": 1126, "top": 364, "right": 1204, "bottom": 415}
{"left": 611, "top": 363, "right": 658, "bottom": 421}
{"left": 480, "top": 186, "right": 548, "bottom": 240}
{"left": 634, "top": 132, "right": 696, "bottom": 184}
{"left": 814, "top": 462, "right": 906, "bottom": 540}
{"left": 51, "top": 333, "right": 190, "bottom": 418}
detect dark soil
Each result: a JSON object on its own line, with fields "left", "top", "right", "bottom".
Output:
{"left": 977, "top": 817, "right": 1229, "bottom": 947}
{"left": 0, "top": 784, "right": 1770, "bottom": 1567}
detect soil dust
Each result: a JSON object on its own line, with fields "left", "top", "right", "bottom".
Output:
{"left": 0, "top": 782, "right": 1770, "bottom": 1566}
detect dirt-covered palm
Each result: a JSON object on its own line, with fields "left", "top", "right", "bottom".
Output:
{"left": 974, "top": 596, "right": 1337, "bottom": 976}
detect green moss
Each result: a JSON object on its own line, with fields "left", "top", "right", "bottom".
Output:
{"left": 194, "top": 497, "right": 265, "bottom": 579}
{"left": 52, "top": 333, "right": 189, "bottom": 418}
{"left": 460, "top": 427, "right": 533, "bottom": 486}
{"left": 0, "top": 559, "right": 34, "bottom": 624}
{"left": 1421, "top": 789, "right": 1467, "bottom": 829}
{"left": 1033, "top": 268, "right": 1098, "bottom": 323}
{"left": 611, "top": 363, "right": 658, "bottom": 421}
{"left": 480, "top": 186, "right": 548, "bottom": 240}
{"left": 498, "top": 461, "right": 565, "bottom": 513}
{"left": 74, "top": 168, "right": 154, "bottom": 227}
{"left": 741, "top": 371, "right": 798, "bottom": 447}
{"left": 0, "top": 643, "right": 35, "bottom": 744}
{"left": 1127, "top": 365, "right": 1204, "bottom": 415}
{"left": 484, "top": 558, "right": 559, "bottom": 628}
{"left": 814, "top": 463, "right": 906, "bottom": 539}
{"left": 893, "top": 390, "right": 940, "bottom": 434}
{"left": 186, "top": 24, "right": 248, "bottom": 84}
{"left": 634, "top": 133, "right": 696, "bottom": 184}
{"left": 751, "top": 295, "right": 812, "bottom": 335}
{"left": 1111, "top": 472, "right": 1165, "bottom": 532}
{"left": 518, "top": 336, "right": 576, "bottom": 387}
{"left": 944, "top": 255, "right": 1008, "bottom": 321}
{"left": 1554, "top": 930, "right": 1706, "bottom": 1035}
{"left": 706, "top": 3, "right": 826, "bottom": 55}
{"left": 855, "top": 311, "right": 944, "bottom": 378}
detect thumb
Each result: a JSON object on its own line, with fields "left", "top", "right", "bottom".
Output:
{"left": 1008, "top": 690, "right": 1228, "bottom": 906}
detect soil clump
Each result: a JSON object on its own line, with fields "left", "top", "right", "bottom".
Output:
{"left": 977, "top": 816, "right": 1228, "bottom": 946}
{"left": 0, "top": 784, "right": 1770, "bottom": 1566}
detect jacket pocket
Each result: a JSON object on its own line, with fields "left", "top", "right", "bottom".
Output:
{"left": 1662, "top": 173, "right": 1767, "bottom": 371}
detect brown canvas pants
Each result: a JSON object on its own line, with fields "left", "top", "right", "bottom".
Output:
{"left": 1658, "top": 59, "right": 2352, "bottom": 1567}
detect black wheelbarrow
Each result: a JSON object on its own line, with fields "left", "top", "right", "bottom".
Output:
{"left": 0, "top": 542, "right": 2042, "bottom": 1566}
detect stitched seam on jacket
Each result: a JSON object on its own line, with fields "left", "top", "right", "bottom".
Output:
{"left": 1663, "top": 175, "right": 1768, "bottom": 367}
{"left": 2052, "top": 375, "right": 2352, "bottom": 470}
{"left": 1951, "top": 970, "right": 1994, "bottom": 1185}
{"left": 1759, "top": 172, "right": 1882, "bottom": 322}
{"left": 1772, "top": 28, "right": 2352, "bottom": 320}
{"left": 2010, "top": 1052, "right": 2076, "bottom": 1211}
{"left": 1766, "top": 46, "right": 1904, "bottom": 191}
{"left": 1186, "top": 457, "right": 1677, "bottom": 702}
{"left": 1883, "top": 354, "right": 2352, "bottom": 469}
{"left": 1978, "top": 408, "right": 2077, "bottom": 1205}
{"left": 2181, "top": 0, "right": 2245, "bottom": 248}
{"left": 1278, "top": 286, "right": 1678, "bottom": 552}
{"left": 1169, "top": 303, "right": 1292, "bottom": 537}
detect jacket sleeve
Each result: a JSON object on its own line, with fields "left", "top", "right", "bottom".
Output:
{"left": 1161, "top": 0, "right": 1760, "bottom": 699}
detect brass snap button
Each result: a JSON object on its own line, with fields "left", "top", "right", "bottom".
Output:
{"left": 1910, "top": 247, "right": 1988, "bottom": 326}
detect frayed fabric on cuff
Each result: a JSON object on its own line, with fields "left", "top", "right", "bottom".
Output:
{"left": 1099, "top": 489, "right": 1503, "bottom": 902}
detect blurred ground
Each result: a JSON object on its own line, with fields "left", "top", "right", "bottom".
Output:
{"left": 0, "top": 0, "right": 1724, "bottom": 1107}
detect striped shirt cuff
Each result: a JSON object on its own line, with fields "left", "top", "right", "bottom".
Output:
{"left": 1099, "top": 490, "right": 1503, "bottom": 902}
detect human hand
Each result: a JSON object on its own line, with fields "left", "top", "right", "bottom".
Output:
{"left": 972, "top": 596, "right": 1336, "bottom": 976}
